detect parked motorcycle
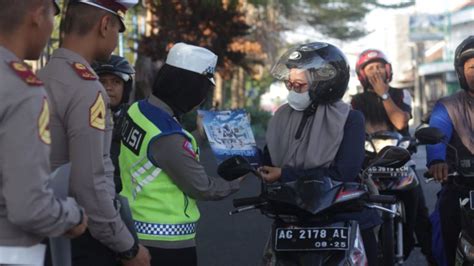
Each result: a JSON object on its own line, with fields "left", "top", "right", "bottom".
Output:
{"left": 217, "top": 147, "right": 409, "bottom": 266}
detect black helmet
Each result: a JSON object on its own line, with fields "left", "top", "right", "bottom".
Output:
{"left": 454, "top": 36, "right": 474, "bottom": 91}
{"left": 92, "top": 55, "right": 135, "bottom": 104}
{"left": 271, "top": 42, "right": 350, "bottom": 104}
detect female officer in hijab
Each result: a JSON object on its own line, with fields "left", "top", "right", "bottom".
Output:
{"left": 258, "top": 42, "right": 381, "bottom": 266}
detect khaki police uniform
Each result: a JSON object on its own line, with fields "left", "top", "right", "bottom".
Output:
{"left": 0, "top": 46, "right": 82, "bottom": 248}
{"left": 38, "top": 48, "right": 134, "bottom": 253}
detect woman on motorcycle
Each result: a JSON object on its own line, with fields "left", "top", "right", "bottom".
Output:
{"left": 259, "top": 42, "right": 381, "bottom": 266}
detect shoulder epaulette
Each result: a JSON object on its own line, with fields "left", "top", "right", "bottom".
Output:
{"left": 8, "top": 61, "right": 43, "bottom": 86}
{"left": 70, "top": 62, "right": 97, "bottom": 80}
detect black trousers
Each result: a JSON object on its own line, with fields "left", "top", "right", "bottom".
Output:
{"left": 383, "top": 182, "right": 432, "bottom": 262}
{"left": 71, "top": 230, "right": 118, "bottom": 266}
{"left": 438, "top": 184, "right": 466, "bottom": 266}
{"left": 361, "top": 228, "right": 378, "bottom": 266}
{"left": 414, "top": 184, "right": 435, "bottom": 262}
{"left": 146, "top": 246, "right": 197, "bottom": 266}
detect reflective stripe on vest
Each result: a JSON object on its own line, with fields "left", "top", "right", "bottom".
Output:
{"left": 119, "top": 101, "right": 200, "bottom": 242}
{"left": 135, "top": 221, "right": 197, "bottom": 236}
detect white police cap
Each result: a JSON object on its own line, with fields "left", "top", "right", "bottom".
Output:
{"left": 165, "top": 43, "right": 218, "bottom": 84}
{"left": 73, "top": 0, "right": 138, "bottom": 32}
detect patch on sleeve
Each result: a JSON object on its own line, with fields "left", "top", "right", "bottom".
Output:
{"left": 89, "top": 92, "right": 106, "bottom": 130}
{"left": 9, "top": 61, "right": 43, "bottom": 86}
{"left": 182, "top": 140, "right": 196, "bottom": 158}
{"left": 38, "top": 97, "right": 51, "bottom": 145}
{"left": 70, "top": 62, "right": 97, "bottom": 80}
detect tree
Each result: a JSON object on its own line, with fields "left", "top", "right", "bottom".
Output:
{"left": 139, "top": 0, "right": 263, "bottom": 76}
{"left": 135, "top": 0, "right": 415, "bottom": 108}
{"left": 137, "top": 0, "right": 265, "bottom": 108}
{"left": 247, "top": 0, "right": 415, "bottom": 40}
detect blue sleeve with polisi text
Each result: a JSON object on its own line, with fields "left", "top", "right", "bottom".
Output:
{"left": 426, "top": 102, "right": 453, "bottom": 166}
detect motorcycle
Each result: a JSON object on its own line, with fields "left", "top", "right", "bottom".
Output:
{"left": 363, "top": 131, "right": 420, "bottom": 265}
{"left": 217, "top": 146, "right": 410, "bottom": 266}
{"left": 414, "top": 128, "right": 474, "bottom": 266}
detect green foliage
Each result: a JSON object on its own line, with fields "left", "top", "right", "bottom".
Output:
{"left": 245, "top": 71, "right": 275, "bottom": 107}
{"left": 247, "top": 106, "right": 272, "bottom": 139}
{"left": 305, "top": 0, "right": 369, "bottom": 39}
{"left": 249, "top": 0, "right": 414, "bottom": 40}
{"left": 180, "top": 110, "right": 199, "bottom": 132}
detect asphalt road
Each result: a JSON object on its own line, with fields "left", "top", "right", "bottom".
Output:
{"left": 195, "top": 142, "right": 441, "bottom": 266}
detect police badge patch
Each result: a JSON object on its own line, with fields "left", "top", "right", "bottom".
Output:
{"left": 89, "top": 92, "right": 106, "bottom": 130}
{"left": 182, "top": 140, "right": 196, "bottom": 158}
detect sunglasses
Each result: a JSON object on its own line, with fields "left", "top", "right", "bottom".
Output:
{"left": 285, "top": 80, "right": 308, "bottom": 92}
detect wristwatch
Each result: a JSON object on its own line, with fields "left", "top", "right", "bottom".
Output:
{"left": 117, "top": 241, "right": 139, "bottom": 260}
{"left": 380, "top": 92, "right": 390, "bottom": 101}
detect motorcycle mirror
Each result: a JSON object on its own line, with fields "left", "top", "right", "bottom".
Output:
{"left": 370, "top": 146, "right": 411, "bottom": 168}
{"left": 217, "top": 155, "right": 253, "bottom": 181}
{"left": 415, "top": 127, "right": 446, "bottom": 145}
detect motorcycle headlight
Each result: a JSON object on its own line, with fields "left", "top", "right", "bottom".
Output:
{"left": 365, "top": 141, "right": 374, "bottom": 153}
{"left": 371, "top": 139, "right": 398, "bottom": 153}
{"left": 398, "top": 140, "right": 410, "bottom": 150}
{"left": 459, "top": 234, "right": 474, "bottom": 262}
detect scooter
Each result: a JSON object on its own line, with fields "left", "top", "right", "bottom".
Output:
{"left": 363, "top": 131, "right": 420, "bottom": 265}
{"left": 217, "top": 147, "right": 410, "bottom": 266}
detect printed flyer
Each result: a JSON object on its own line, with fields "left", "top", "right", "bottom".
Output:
{"left": 198, "top": 109, "right": 260, "bottom": 166}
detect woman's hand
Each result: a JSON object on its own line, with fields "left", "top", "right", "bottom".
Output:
{"left": 258, "top": 166, "right": 282, "bottom": 183}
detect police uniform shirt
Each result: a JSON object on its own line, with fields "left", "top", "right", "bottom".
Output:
{"left": 0, "top": 46, "right": 81, "bottom": 246}
{"left": 147, "top": 96, "right": 240, "bottom": 201}
{"left": 38, "top": 48, "right": 134, "bottom": 252}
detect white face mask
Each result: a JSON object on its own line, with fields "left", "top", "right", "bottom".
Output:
{"left": 287, "top": 90, "right": 312, "bottom": 111}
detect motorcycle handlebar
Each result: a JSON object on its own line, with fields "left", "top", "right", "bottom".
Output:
{"left": 366, "top": 194, "right": 397, "bottom": 204}
{"left": 233, "top": 197, "right": 263, "bottom": 208}
{"left": 423, "top": 171, "right": 458, "bottom": 179}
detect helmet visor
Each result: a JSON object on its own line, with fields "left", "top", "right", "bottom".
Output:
{"left": 270, "top": 44, "right": 337, "bottom": 83}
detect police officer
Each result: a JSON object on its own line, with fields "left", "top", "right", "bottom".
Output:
{"left": 119, "top": 43, "right": 244, "bottom": 266}
{"left": 37, "top": 1, "right": 150, "bottom": 266}
{"left": 0, "top": 1, "right": 87, "bottom": 265}
{"left": 92, "top": 55, "right": 135, "bottom": 193}
{"left": 427, "top": 36, "right": 474, "bottom": 266}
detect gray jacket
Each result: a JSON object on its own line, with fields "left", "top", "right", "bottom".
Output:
{"left": 0, "top": 46, "right": 82, "bottom": 247}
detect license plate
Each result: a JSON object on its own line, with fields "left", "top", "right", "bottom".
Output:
{"left": 368, "top": 166, "right": 409, "bottom": 177}
{"left": 274, "top": 227, "right": 350, "bottom": 251}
